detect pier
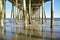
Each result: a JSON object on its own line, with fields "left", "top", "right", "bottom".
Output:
{"left": 0, "top": 0, "right": 54, "bottom": 29}
{"left": 1, "top": 0, "right": 60, "bottom": 40}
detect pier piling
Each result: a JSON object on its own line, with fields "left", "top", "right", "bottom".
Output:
{"left": 23, "top": 0, "right": 27, "bottom": 28}
{"left": 42, "top": 0, "right": 44, "bottom": 24}
{"left": 51, "top": 0, "right": 54, "bottom": 30}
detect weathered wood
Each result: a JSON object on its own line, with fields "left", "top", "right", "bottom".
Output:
{"left": 51, "top": 0, "right": 54, "bottom": 30}
{"left": 12, "top": 5, "right": 14, "bottom": 19}
{"left": 38, "top": 8, "right": 40, "bottom": 21}
{"left": 0, "top": 0, "right": 2, "bottom": 26}
{"left": 16, "top": 0, "right": 18, "bottom": 19}
{"left": 11, "top": 6, "right": 13, "bottom": 19}
{"left": 23, "top": 0, "right": 27, "bottom": 28}
{"left": 29, "top": 0, "right": 31, "bottom": 24}
{"left": 4, "top": 0, "right": 6, "bottom": 20}
{"left": 8, "top": 0, "right": 50, "bottom": 10}
{"left": 44, "top": 8, "right": 46, "bottom": 22}
{"left": 16, "top": 0, "right": 19, "bottom": 25}
{"left": 39, "top": 7, "right": 40, "bottom": 22}
{"left": 10, "top": 4, "right": 14, "bottom": 22}
{"left": 42, "top": 0, "right": 44, "bottom": 24}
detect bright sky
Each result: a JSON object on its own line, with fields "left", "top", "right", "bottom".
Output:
{"left": 6, "top": 0, "right": 60, "bottom": 18}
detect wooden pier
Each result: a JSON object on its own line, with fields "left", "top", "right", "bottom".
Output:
{"left": 0, "top": 0, "right": 54, "bottom": 30}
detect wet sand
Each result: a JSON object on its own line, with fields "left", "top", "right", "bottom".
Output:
{"left": 0, "top": 19, "right": 60, "bottom": 40}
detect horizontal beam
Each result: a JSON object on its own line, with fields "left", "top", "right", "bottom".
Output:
{"left": 11, "top": 3, "right": 41, "bottom": 6}
{"left": 26, "top": 7, "right": 39, "bottom": 8}
{"left": 18, "top": 4, "right": 22, "bottom": 5}
{"left": 32, "top": 4, "right": 41, "bottom": 6}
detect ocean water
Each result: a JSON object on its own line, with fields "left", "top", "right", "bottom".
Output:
{"left": 0, "top": 18, "right": 60, "bottom": 40}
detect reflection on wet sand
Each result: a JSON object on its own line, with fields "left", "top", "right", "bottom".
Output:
{"left": 0, "top": 20, "right": 60, "bottom": 40}
{"left": 50, "top": 31, "right": 54, "bottom": 40}
{"left": 0, "top": 26, "right": 6, "bottom": 40}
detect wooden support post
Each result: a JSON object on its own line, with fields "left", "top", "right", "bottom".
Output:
{"left": 29, "top": 0, "right": 31, "bottom": 24}
{"left": 10, "top": 0, "right": 15, "bottom": 22}
{"left": 39, "top": 7, "right": 40, "bottom": 22}
{"left": 16, "top": 0, "right": 18, "bottom": 17}
{"left": 2, "top": 0, "right": 6, "bottom": 26}
{"left": 35, "top": 9, "right": 40, "bottom": 22}
{"left": 10, "top": 5, "right": 13, "bottom": 22}
{"left": 51, "top": 0, "right": 54, "bottom": 30}
{"left": 18, "top": 9, "right": 19, "bottom": 20}
{"left": 0, "top": 0, "right": 2, "bottom": 26}
{"left": 12, "top": 5, "right": 14, "bottom": 19}
{"left": 15, "top": 0, "right": 18, "bottom": 33}
{"left": 1, "top": 1, "right": 4, "bottom": 26}
{"left": 38, "top": 8, "right": 40, "bottom": 22}
{"left": 23, "top": 0, "right": 27, "bottom": 28}
{"left": 16, "top": 0, "right": 18, "bottom": 24}
{"left": 10, "top": 4, "right": 14, "bottom": 22}
{"left": 17, "top": 9, "right": 19, "bottom": 19}
{"left": 44, "top": 9, "right": 46, "bottom": 22}
{"left": 19, "top": 9, "right": 21, "bottom": 20}
{"left": 3, "top": 0, "right": 6, "bottom": 31}
{"left": 19, "top": 9, "right": 23, "bottom": 20}
{"left": 42, "top": 0, "right": 44, "bottom": 24}
{"left": 4, "top": 0, "right": 6, "bottom": 23}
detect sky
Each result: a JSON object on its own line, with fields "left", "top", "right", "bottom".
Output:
{"left": 6, "top": 0, "right": 60, "bottom": 18}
